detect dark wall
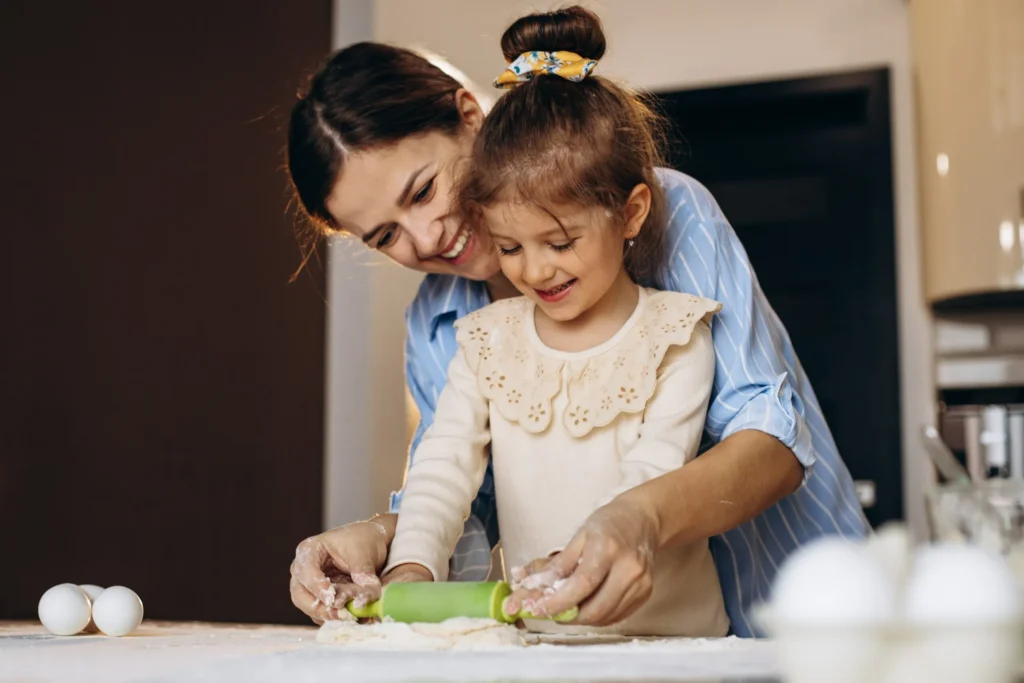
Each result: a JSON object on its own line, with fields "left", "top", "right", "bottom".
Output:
{"left": 656, "top": 69, "right": 901, "bottom": 527}
{"left": 0, "top": 1, "right": 330, "bottom": 623}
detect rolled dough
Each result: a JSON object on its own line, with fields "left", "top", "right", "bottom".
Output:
{"left": 316, "top": 618, "right": 525, "bottom": 651}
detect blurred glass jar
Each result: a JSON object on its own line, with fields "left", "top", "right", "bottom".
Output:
{"left": 926, "top": 479, "right": 1024, "bottom": 584}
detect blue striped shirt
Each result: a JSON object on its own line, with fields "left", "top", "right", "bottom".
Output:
{"left": 392, "top": 168, "right": 869, "bottom": 637}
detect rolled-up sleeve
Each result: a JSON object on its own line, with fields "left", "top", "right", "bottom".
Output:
{"left": 667, "top": 178, "right": 816, "bottom": 474}
{"left": 708, "top": 218, "right": 816, "bottom": 472}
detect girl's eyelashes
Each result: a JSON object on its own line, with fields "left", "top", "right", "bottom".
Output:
{"left": 497, "top": 239, "right": 578, "bottom": 256}
{"left": 412, "top": 177, "right": 435, "bottom": 204}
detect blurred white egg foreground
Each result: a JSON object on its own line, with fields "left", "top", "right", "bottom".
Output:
{"left": 759, "top": 527, "right": 1024, "bottom": 683}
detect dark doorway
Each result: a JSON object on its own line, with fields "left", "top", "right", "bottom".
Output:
{"left": 0, "top": 2, "right": 330, "bottom": 623}
{"left": 655, "top": 69, "right": 901, "bottom": 527}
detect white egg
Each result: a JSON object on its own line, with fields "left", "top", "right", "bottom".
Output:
{"left": 79, "top": 585, "right": 105, "bottom": 633}
{"left": 91, "top": 586, "right": 144, "bottom": 637}
{"left": 863, "top": 523, "right": 912, "bottom": 593}
{"left": 772, "top": 537, "right": 895, "bottom": 624}
{"left": 38, "top": 583, "right": 93, "bottom": 636}
{"left": 905, "top": 543, "right": 1022, "bottom": 624}
{"left": 79, "top": 584, "right": 105, "bottom": 601}
{"left": 769, "top": 539, "right": 895, "bottom": 683}
{"left": 902, "top": 544, "right": 1023, "bottom": 683}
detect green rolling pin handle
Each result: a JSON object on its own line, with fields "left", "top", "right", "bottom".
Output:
{"left": 494, "top": 581, "right": 580, "bottom": 623}
{"left": 500, "top": 602, "right": 580, "bottom": 623}
{"left": 345, "top": 599, "right": 382, "bottom": 620}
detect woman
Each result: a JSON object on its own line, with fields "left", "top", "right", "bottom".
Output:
{"left": 286, "top": 20, "right": 868, "bottom": 637}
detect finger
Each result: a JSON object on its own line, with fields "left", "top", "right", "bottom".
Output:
{"left": 290, "top": 576, "right": 330, "bottom": 623}
{"left": 596, "top": 577, "right": 653, "bottom": 627}
{"left": 321, "top": 529, "right": 387, "bottom": 580}
{"left": 575, "top": 563, "right": 642, "bottom": 626}
{"left": 509, "top": 556, "right": 552, "bottom": 586}
{"left": 350, "top": 569, "right": 383, "bottom": 592}
{"left": 327, "top": 579, "right": 375, "bottom": 609}
{"left": 505, "top": 557, "right": 559, "bottom": 614}
{"left": 510, "top": 537, "right": 591, "bottom": 615}
{"left": 544, "top": 535, "right": 587, "bottom": 580}
{"left": 292, "top": 542, "right": 334, "bottom": 603}
{"left": 589, "top": 573, "right": 651, "bottom": 626}
{"left": 503, "top": 587, "right": 547, "bottom": 616}
{"left": 524, "top": 546, "right": 610, "bottom": 618}
{"left": 329, "top": 555, "right": 379, "bottom": 583}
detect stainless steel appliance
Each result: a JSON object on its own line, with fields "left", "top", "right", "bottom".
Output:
{"left": 939, "top": 403, "right": 1024, "bottom": 481}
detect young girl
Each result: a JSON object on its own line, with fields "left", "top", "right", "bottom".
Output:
{"left": 382, "top": 8, "right": 729, "bottom": 637}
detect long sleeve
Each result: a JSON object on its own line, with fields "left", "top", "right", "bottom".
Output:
{"left": 597, "top": 321, "right": 716, "bottom": 508}
{"left": 385, "top": 346, "right": 492, "bottom": 582}
{"left": 394, "top": 289, "right": 501, "bottom": 557}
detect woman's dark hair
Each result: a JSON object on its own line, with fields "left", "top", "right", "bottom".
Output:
{"left": 287, "top": 42, "right": 465, "bottom": 233}
{"left": 459, "top": 6, "right": 668, "bottom": 285}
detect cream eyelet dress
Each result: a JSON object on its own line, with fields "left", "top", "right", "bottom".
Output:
{"left": 386, "top": 285, "right": 730, "bottom": 637}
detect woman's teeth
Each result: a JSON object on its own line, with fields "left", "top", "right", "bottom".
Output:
{"left": 442, "top": 228, "right": 470, "bottom": 259}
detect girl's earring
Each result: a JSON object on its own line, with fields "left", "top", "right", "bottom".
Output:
{"left": 627, "top": 238, "right": 636, "bottom": 249}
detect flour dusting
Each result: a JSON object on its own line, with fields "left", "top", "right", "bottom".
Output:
{"left": 316, "top": 617, "right": 525, "bottom": 651}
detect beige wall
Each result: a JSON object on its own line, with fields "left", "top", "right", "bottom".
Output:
{"left": 325, "top": 0, "right": 425, "bottom": 529}
{"left": 366, "top": 0, "right": 933, "bottom": 536}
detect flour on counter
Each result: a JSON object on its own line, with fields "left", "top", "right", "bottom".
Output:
{"left": 315, "top": 618, "right": 525, "bottom": 651}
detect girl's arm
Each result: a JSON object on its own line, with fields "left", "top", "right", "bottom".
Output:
{"left": 385, "top": 348, "right": 492, "bottom": 582}
{"left": 402, "top": 301, "right": 500, "bottom": 554}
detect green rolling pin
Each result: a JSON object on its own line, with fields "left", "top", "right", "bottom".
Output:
{"left": 345, "top": 581, "right": 578, "bottom": 624}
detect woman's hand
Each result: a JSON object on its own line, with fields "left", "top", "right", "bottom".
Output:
{"left": 289, "top": 514, "right": 396, "bottom": 624}
{"left": 504, "top": 495, "right": 661, "bottom": 627}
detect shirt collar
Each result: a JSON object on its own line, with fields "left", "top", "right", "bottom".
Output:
{"left": 426, "top": 276, "right": 491, "bottom": 340}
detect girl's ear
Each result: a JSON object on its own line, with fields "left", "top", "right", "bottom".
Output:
{"left": 623, "top": 183, "right": 652, "bottom": 240}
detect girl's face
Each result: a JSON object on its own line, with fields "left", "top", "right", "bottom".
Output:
{"left": 324, "top": 94, "right": 501, "bottom": 282}
{"left": 482, "top": 185, "right": 651, "bottom": 323}
{"left": 483, "top": 201, "right": 631, "bottom": 323}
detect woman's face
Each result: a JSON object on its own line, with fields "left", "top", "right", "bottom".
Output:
{"left": 324, "top": 95, "right": 501, "bottom": 282}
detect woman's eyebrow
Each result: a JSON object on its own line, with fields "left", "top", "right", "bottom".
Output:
{"left": 395, "top": 163, "right": 429, "bottom": 206}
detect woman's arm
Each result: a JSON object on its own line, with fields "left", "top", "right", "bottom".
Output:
{"left": 628, "top": 429, "right": 802, "bottom": 547}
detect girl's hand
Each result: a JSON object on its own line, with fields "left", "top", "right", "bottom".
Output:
{"left": 504, "top": 495, "right": 661, "bottom": 627}
{"left": 382, "top": 563, "right": 434, "bottom": 585}
{"left": 289, "top": 514, "right": 395, "bottom": 624}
